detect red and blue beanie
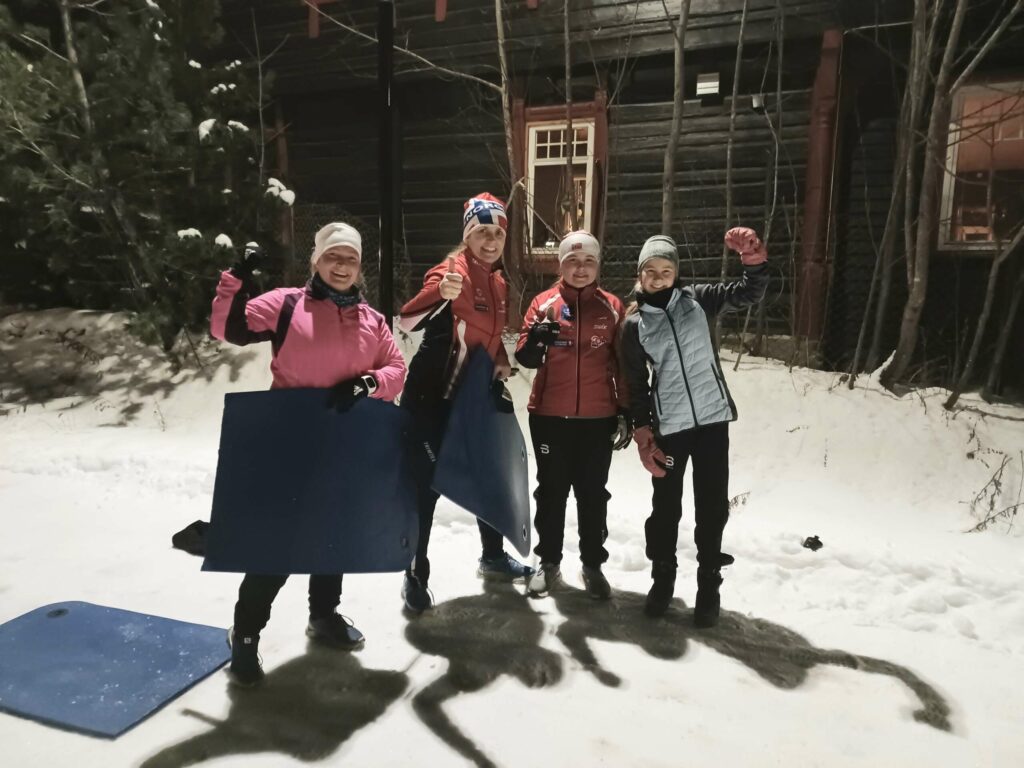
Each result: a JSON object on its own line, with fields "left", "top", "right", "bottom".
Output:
{"left": 462, "top": 192, "right": 508, "bottom": 241}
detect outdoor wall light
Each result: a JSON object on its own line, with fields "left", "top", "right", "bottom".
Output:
{"left": 697, "top": 72, "right": 722, "bottom": 106}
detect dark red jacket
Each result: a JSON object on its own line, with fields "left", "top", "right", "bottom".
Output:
{"left": 515, "top": 281, "right": 627, "bottom": 418}
{"left": 399, "top": 249, "right": 510, "bottom": 408}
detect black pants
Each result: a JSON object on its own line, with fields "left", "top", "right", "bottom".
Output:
{"left": 233, "top": 574, "right": 342, "bottom": 637}
{"left": 529, "top": 414, "right": 616, "bottom": 567}
{"left": 645, "top": 422, "right": 730, "bottom": 569}
{"left": 404, "top": 400, "right": 504, "bottom": 584}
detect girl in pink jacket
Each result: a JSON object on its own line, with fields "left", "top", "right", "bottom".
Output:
{"left": 210, "top": 222, "right": 406, "bottom": 686}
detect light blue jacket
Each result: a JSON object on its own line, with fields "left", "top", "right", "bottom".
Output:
{"left": 620, "top": 264, "right": 768, "bottom": 437}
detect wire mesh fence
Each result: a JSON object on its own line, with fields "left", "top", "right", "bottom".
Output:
{"left": 290, "top": 203, "right": 412, "bottom": 314}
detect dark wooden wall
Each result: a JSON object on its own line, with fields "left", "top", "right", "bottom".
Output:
{"left": 222, "top": 0, "right": 839, "bottom": 338}
{"left": 221, "top": 0, "right": 842, "bottom": 95}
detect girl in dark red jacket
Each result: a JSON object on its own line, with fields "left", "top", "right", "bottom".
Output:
{"left": 210, "top": 223, "right": 406, "bottom": 685}
{"left": 514, "top": 231, "right": 632, "bottom": 599}
{"left": 397, "top": 193, "right": 532, "bottom": 613}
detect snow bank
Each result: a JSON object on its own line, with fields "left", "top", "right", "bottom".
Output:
{"left": 1, "top": 311, "right": 1022, "bottom": 767}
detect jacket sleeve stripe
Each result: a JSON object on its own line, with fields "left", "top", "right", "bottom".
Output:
{"left": 443, "top": 318, "right": 469, "bottom": 398}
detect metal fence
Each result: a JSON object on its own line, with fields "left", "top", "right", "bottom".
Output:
{"left": 290, "top": 203, "right": 412, "bottom": 314}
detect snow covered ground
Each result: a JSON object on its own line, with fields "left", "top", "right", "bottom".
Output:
{"left": 1, "top": 308, "right": 1023, "bottom": 768}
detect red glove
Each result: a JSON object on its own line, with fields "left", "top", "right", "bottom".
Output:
{"left": 634, "top": 426, "right": 668, "bottom": 478}
{"left": 724, "top": 226, "right": 767, "bottom": 266}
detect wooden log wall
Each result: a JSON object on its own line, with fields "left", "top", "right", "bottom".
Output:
{"left": 220, "top": 0, "right": 841, "bottom": 94}
{"left": 601, "top": 88, "right": 812, "bottom": 336}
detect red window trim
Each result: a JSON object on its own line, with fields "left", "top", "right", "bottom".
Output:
{"left": 305, "top": 0, "right": 341, "bottom": 39}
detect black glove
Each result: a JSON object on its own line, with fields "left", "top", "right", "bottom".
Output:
{"left": 230, "top": 242, "right": 264, "bottom": 279}
{"left": 327, "top": 374, "right": 377, "bottom": 412}
{"left": 611, "top": 410, "right": 633, "bottom": 450}
{"left": 527, "top": 320, "right": 561, "bottom": 347}
{"left": 491, "top": 381, "right": 515, "bottom": 414}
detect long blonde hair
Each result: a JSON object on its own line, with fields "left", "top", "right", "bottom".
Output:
{"left": 626, "top": 279, "right": 642, "bottom": 316}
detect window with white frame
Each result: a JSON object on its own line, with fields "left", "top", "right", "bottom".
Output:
{"left": 526, "top": 120, "right": 595, "bottom": 253}
{"left": 940, "top": 81, "right": 1024, "bottom": 248}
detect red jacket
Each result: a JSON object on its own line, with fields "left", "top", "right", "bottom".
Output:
{"left": 399, "top": 249, "right": 510, "bottom": 406}
{"left": 515, "top": 281, "right": 627, "bottom": 418}
{"left": 210, "top": 271, "right": 406, "bottom": 399}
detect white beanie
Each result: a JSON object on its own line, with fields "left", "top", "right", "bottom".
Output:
{"left": 310, "top": 222, "right": 362, "bottom": 272}
{"left": 558, "top": 230, "right": 601, "bottom": 263}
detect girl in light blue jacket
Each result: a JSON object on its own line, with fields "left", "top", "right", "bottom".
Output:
{"left": 619, "top": 227, "right": 768, "bottom": 626}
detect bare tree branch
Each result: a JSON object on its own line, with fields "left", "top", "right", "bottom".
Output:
{"left": 301, "top": 0, "right": 501, "bottom": 94}
{"left": 950, "top": 0, "right": 1023, "bottom": 95}
{"left": 660, "top": 0, "right": 690, "bottom": 235}
{"left": 17, "top": 33, "right": 69, "bottom": 62}
{"left": 944, "top": 223, "right": 1024, "bottom": 408}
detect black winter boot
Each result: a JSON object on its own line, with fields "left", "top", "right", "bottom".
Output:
{"left": 581, "top": 565, "right": 611, "bottom": 600}
{"left": 694, "top": 567, "right": 724, "bottom": 628}
{"left": 644, "top": 561, "right": 676, "bottom": 618}
{"left": 227, "top": 628, "right": 264, "bottom": 686}
{"left": 306, "top": 612, "right": 365, "bottom": 649}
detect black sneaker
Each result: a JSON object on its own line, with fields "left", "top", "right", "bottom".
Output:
{"left": 402, "top": 571, "right": 433, "bottom": 614}
{"left": 477, "top": 552, "right": 535, "bottom": 581}
{"left": 527, "top": 562, "right": 562, "bottom": 595}
{"left": 644, "top": 562, "right": 676, "bottom": 618}
{"left": 306, "top": 613, "right": 365, "bottom": 649}
{"left": 227, "top": 628, "right": 264, "bottom": 686}
{"left": 694, "top": 568, "right": 724, "bottom": 629}
{"left": 580, "top": 565, "right": 611, "bottom": 600}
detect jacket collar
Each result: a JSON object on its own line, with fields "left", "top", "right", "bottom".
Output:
{"left": 306, "top": 274, "right": 362, "bottom": 307}
{"left": 557, "top": 280, "right": 598, "bottom": 303}
{"left": 463, "top": 248, "right": 503, "bottom": 275}
{"left": 637, "top": 279, "right": 693, "bottom": 314}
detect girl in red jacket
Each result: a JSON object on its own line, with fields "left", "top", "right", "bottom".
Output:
{"left": 397, "top": 193, "right": 533, "bottom": 613}
{"left": 514, "top": 231, "right": 632, "bottom": 599}
{"left": 210, "top": 222, "right": 406, "bottom": 685}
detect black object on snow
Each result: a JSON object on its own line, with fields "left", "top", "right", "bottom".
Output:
{"left": 172, "top": 520, "right": 210, "bottom": 557}
{"left": 802, "top": 535, "right": 823, "bottom": 552}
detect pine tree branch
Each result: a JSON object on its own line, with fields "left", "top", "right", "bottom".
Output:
{"left": 6, "top": 108, "right": 95, "bottom": 190}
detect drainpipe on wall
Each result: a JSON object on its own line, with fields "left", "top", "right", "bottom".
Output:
{"left": 794, "top": 28, "right": 843, "bottom": 366}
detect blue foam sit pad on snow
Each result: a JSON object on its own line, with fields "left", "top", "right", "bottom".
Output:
{"left": 203, "top": 390, "right": 418, "bottom": 574}
{"left": 433, "top": 349, "right": 532, "bottom": 557}
{"left": 0, "top": 601, "right": 230, "bottom": 738}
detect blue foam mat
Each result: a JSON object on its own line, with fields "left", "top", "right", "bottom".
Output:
{"left": 433, "top": 350, "right": 532, "bottom": 557}
{"left": 0, "top": 602, "right": 230, "bottom": 737}
{"left": 203, "top": 391, "right": 419, "bottom": 575}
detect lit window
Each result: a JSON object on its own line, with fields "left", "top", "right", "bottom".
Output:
{"left": 941, "top": 81, "right": 1024, "bottom": 248}
{"left": 526, "top": 120, "right": 595, "bottom": 253}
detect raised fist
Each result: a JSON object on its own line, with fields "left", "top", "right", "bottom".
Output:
{"left": 724, "top": 227, "right": 767, "bottom": 266}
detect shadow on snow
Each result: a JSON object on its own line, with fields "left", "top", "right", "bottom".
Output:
{"left": 140, "top": 645, "right": 409, "bottom": 767}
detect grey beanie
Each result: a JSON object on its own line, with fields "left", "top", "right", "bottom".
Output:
{"left": 638, "top": 235, "right": 679, "bottom": 272}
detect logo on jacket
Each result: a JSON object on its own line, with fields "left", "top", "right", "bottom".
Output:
{"left": 590, "top": 335, "right": 606, "bottom": 349}
{"left": 561, "top": 304, "right": 573, "bottom": 320}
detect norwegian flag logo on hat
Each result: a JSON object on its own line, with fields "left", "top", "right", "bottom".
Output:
{"left": 463, "top": 192, "right": 508, "bottom": 240}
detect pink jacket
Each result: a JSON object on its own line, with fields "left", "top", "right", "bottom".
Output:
{"left": 210, "top": 270, "right": 406, "bottom": 399}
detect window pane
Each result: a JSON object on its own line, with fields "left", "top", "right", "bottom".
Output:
{"left": 947, "top": 85, "right": 1024, "bottom": 243}
{"left": 531, "top": 164, "right": 589, "bottom": 249}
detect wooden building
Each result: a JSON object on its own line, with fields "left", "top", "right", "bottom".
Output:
{"left": 219, "top": 0, "right": 1024, "bottom": 392}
